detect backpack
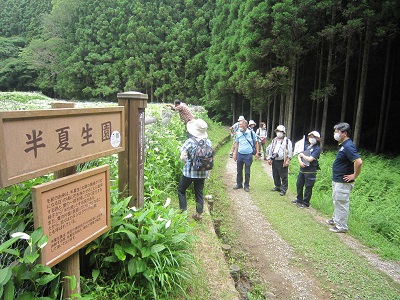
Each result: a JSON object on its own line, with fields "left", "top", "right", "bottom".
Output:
{"left": 190, "top": 138, "right": 214, "bottom": 171}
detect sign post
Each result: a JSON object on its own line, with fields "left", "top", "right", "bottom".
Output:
{"left": 117, "top": 91, "right": 147, "bottom": 208}
{"left": 51, "top": 102, "right": 80, "bottom": 299}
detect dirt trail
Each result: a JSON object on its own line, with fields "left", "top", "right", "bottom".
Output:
{"left": 221, "top": 156, "right": 400, "bottom": 299}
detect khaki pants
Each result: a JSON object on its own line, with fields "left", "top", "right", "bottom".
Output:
{"left": 332, "top": 181, "right": 354, "bottom": 231}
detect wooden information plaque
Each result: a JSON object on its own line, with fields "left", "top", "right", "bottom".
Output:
{"left": 0, "top": 107, "right": 124, "bottom": 188}
{"left": 32, "top": 165, "right": 110, "bottom": 267}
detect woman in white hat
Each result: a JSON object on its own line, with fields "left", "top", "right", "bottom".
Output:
{"left": 256, "top": 122, "right": 268, "bottom": 160}
{"left": 292, "top": 131, "right": 321, "bottom": 208}
{"left": 267, "top": 125, "right": 293, "bottom": 196}
{"left": 178, "top": 119, "right": 212, "bottom": 221}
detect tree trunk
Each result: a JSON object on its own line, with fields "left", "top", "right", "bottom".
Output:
{"left": 310, "top": 47, "right": 319, "bottom": 131}
{"left": 352, "top": 38, "right": 362, "bottom": 127}
{"left": 272, "top": 93, "right": 278, "bottom": 137}
{"left": 286, "top": 58, "right": 296, "bottom": 139}
{"left": 266, "top": 95, "right": 271, "bottom": 137}
{"left": 321, "top": 37, "right": 333, "bottom": 152}
{"left": 341, "top": 36, "right": 352, "bottom": 121}
{"left": 292, "top": 62, "right": 299, "bottom": 138}
{"left": 375, "top": 39, "right": 391, "bottom": 153}
{"left": 353, "top": 18, "right": 372, "bottom": 147}
{"left": 279, "top": 93, "right": 285, "bottom": 125}
{"left": 241, "top": 95, "right": 244, "bottom": 117}
{"left": 380, "top": 58, "right": 394, "bottom": 153}
{"left": 315, "top": 38, "right": 324, "bottom": 131}
{"left": 231, "top": 96, "right": 236, "bottom": 125}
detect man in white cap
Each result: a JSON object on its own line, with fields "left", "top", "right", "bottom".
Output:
{"left": 229, "top": 116, "right": 245, "bottom": 158}
{"left": 267, "top": 125, "right": 293, "bottom": 196}
{"left": 178, "top": 119, "right": 212, "bottom": 221}
{"left": 292, "top": 131, "right": 321, "bottom": 208}
{"left": 233, "top": 119, "right": 258, "bottom": 192}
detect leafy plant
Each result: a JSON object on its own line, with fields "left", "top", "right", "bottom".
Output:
{"left": 0, "top": 227, "right": 61, "bottom": 299}
{"left": 83, "top": 196, "right": 195, "bottom": 299}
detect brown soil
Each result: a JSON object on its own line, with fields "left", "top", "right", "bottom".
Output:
{"left": 212, "top": 156, "right": 400, "bottom": 299}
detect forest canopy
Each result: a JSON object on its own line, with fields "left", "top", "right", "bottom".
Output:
{"left": 0, "top": 0, "right": 399, "bottom": 154}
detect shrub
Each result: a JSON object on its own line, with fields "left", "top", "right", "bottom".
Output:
{"left": 83, "top": 195, "right": 195, "bottom": 299}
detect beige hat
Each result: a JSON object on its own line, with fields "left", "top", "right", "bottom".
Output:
{"left": 249, "top": 120, "right": 256, "bottom": 126}
{"left": 238, "top": 115, "right": 245, "bottom": 121}
{"left": 274, "top": 125, "right": 286, "bottom": 133}
{"left": 308, "top": 131, "right": 321, "bottom": 139}
{"left": 187, "top": 119, "right": 208, "bottom": 138}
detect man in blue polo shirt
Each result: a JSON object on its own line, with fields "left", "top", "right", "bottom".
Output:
{"left": 232, "top": 120, "right": 258, "bottom": 192}
{"left": 229, "top": 115, "right": 245, "bottom": 158}
{"left": 327, "top": 122, "right": 362, "bottom": 233}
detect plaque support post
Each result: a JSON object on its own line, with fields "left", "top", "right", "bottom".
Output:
{"left": 51, "top": 102, "right": 80, "bottom": 300}
{"left": 117, "top": 91, "right": 147, "bottom": 208}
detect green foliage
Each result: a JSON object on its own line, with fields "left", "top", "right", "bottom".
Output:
{"left": 0, "top": 228, "right": 61, "bottom": 299}
{"left": 83, "top": 196, "right": 195, "bottom": 299}
{"left": 0, "top": 0, "right": 52, "bottom": 38}
{"left": 144, "top": 116, "right": 187, "bottom": 194}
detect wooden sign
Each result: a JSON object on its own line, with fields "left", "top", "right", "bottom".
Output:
{"left": 0, "top": 107, "right": 124, "bottom": 188}
{"left": 31, "top": 165, "right": 110, "bottom": 267}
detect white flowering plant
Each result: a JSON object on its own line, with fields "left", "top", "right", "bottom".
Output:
{"left": 82, "top": 196, "right": 195, "bottom": 299}
{"left": 0, "top": 227, "right": 61, "bottom": 299}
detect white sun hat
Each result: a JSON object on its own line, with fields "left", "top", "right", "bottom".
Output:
{"left": 274, "top": 125, "right": 286, "bottom": 133}
{"left": 187, "top": 119, "right": 208, "bottom": 138}
{"left": 249, "top": 120, "right": 256, "bottom": 126}
{"left": 238, "top": 115, "right": 245, "bottom": 121}
{"left": 308, "top": 131, "right": 321, "bottom": 138}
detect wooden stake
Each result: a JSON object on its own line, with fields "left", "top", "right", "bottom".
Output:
{"left": 51, "top": 102, "right": 80, "bottom": 300}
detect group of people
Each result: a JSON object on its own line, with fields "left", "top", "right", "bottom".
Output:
{"left": 170, "top": 101, "right": 362, "bottom": 233}
{"left": 230, "top": 116, "right": 362, "bottom": 234}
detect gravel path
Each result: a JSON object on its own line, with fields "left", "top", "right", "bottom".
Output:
{"left": 223, "top": 157, "right": 328, "bottom": 299}
{"left": 222, "top": 155, "right": 400, "bottom": 299}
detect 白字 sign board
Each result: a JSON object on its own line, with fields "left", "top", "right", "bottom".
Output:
{"left": 32, "top": 165, "right": 110, "bottom": 267}
{"left": 0, "top": 107, "right": 124, "bottom": 188}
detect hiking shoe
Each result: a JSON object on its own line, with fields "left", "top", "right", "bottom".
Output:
{"left": 292, "top": 199, "right": 300, "bottom": 204}
{"left": 326, "top": 219, "right": 335, "bottom": 226}
{"left": 271, "top": 187, "right": 280, "bottom": 192}
{"left": 279, "top": 191, "right": 286, "bottom": 196}
{"left": 244, "top": 187, "right": 250, "bottom": 192}
{"left": 192, "top": 213, "right": 203, "bottom": 221}
{"left": 297, "top": 203, "right": 309, "bottom": 209}
{"left": 233, "top": 185, "right": 243, "bottom": 190}
{"left": 329, "top": 226, "right": 347, "bottom": 233}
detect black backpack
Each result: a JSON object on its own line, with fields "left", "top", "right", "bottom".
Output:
{"left": 190, "top": 138, "right": 214, "bottom": 171}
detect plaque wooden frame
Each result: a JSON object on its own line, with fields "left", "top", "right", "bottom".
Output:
{"left": 0, "top": 107, "right": 124, "bottom": 188}
{"left": 31, "top": 165, "right": 110, "bottom": 267}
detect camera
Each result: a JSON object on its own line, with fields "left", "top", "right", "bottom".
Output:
{"left": 270, "top": 153, "right": 278, "bottom": 160}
